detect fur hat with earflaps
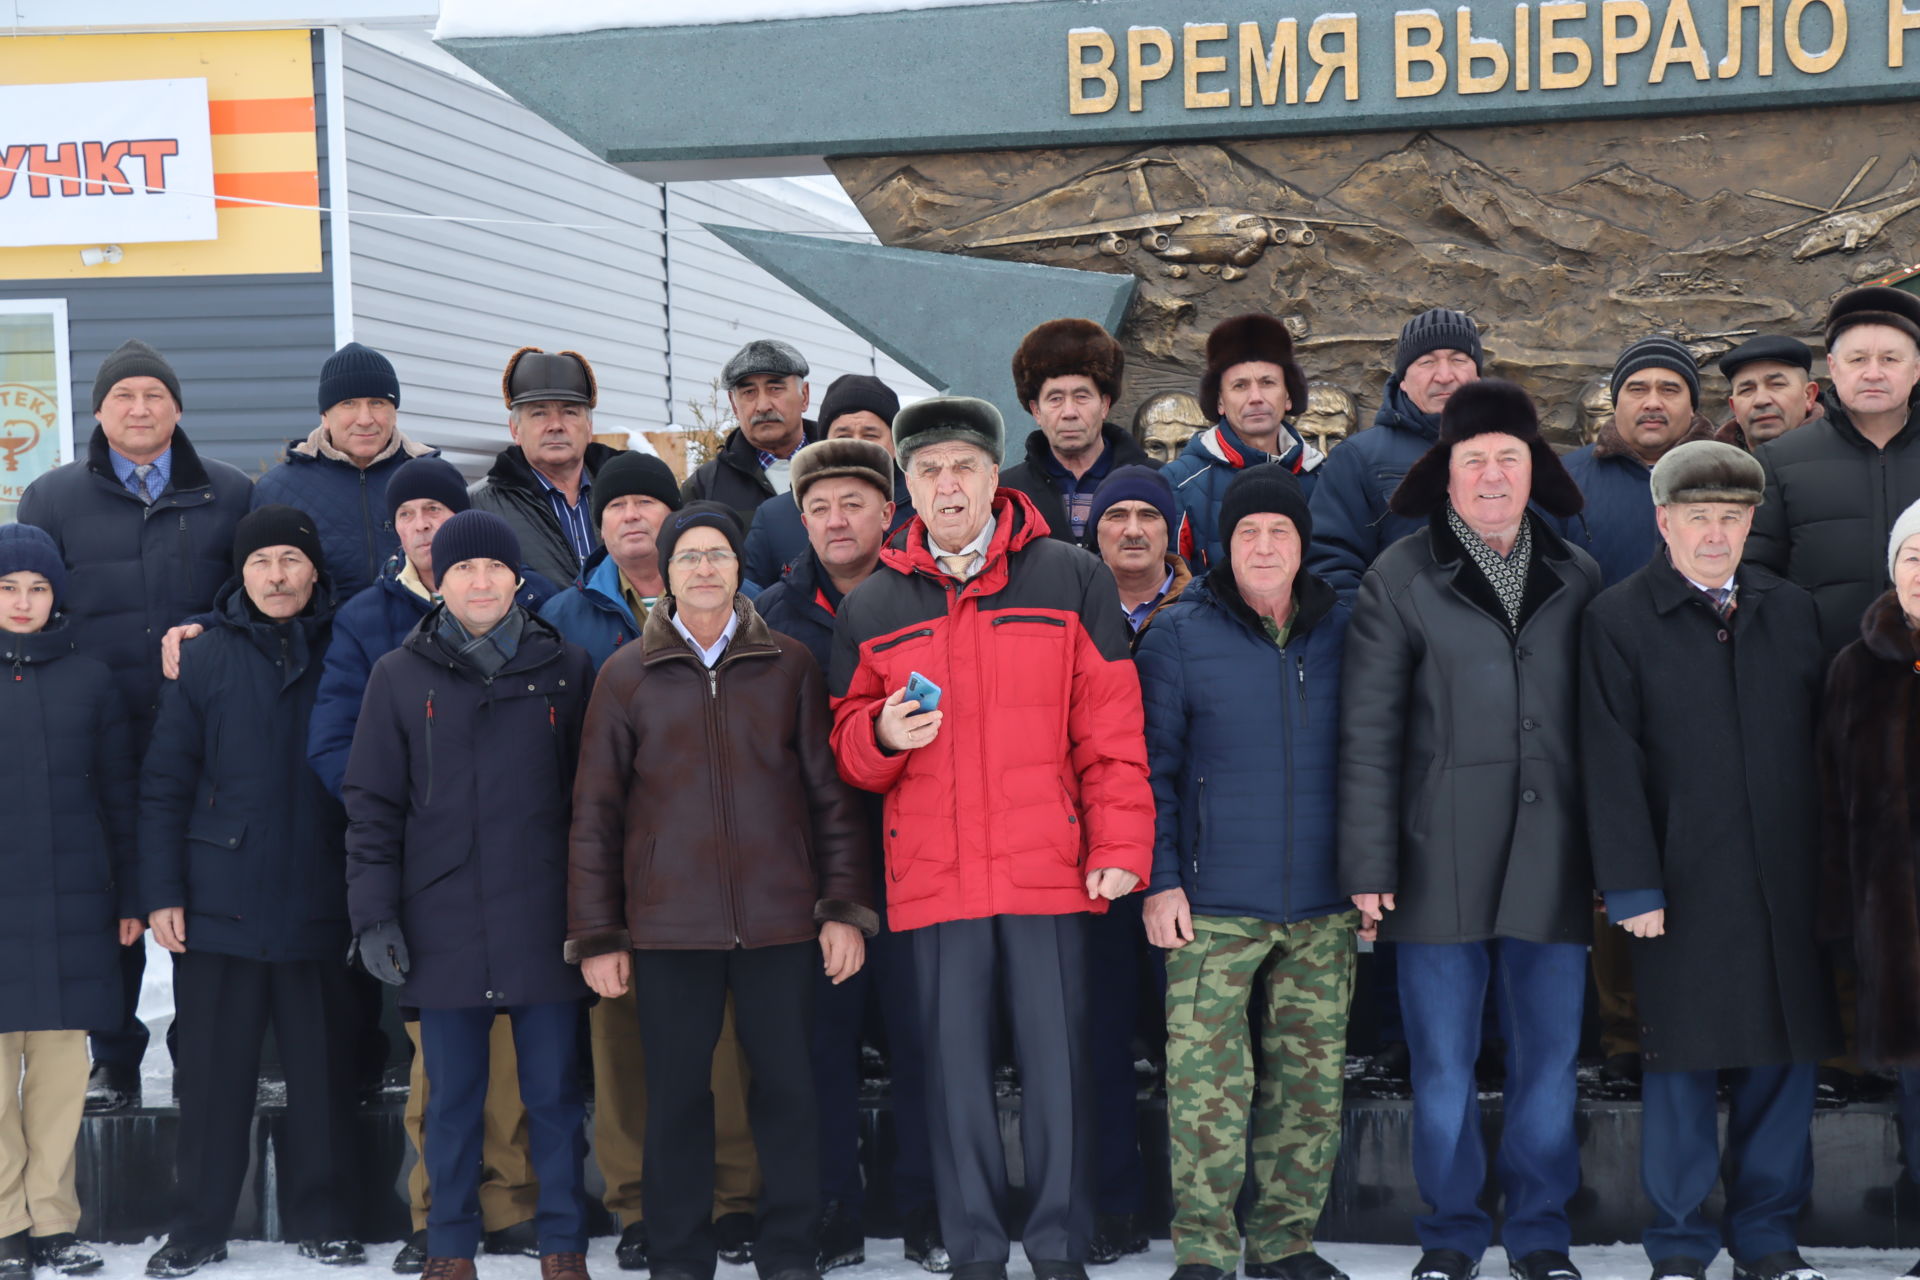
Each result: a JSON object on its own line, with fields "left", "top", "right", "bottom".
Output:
{"left": 1012, "top": 318, "right": 1125, "bottom": 408}
{"left": 1389, "top": 379, "right": 1584, "bottom": 519}
{"left": 1198, "top": 315, "right": 1308, "bottom": 423}
{"left": 1649, "top": 440, "right": 1765, "bottom": 508}
{"left": 501, "top": 346, "right": 598, "bottom": 409}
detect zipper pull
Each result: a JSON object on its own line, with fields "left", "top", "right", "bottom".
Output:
{"left": 708, "top": 668, "right": 718, "bottom": 698}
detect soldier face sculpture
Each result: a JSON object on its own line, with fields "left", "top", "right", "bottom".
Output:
{"left": 1296, "top": 382, "right": 1357, "bottom": 455}
{"left": 1133, "top": 391, "right": 1209, "bottom": 465}
{"left": 1577, "top": 377, "right": 1615, "bottom": 445}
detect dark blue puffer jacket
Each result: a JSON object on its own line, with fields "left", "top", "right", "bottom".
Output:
{"left": 251, "top": 428, "right": 439, "bottom": 599}
{"left": 1160, "top": 418, "right": 1324, "bottom": 574}
{"left": 1135, "top": 566, "right": 1349, "bottom": 925}
{"left": 140, "top": 577, "right": 348, "bottom": 963}
{"left": 1306, "top": 380, "right": 1441, "bottom": 601}
{"left": 307, "top": 558, "right": 558, "bottom": 799}
{"left": 538, "top": 547, "right": 642, "bottom": 672}
{"left": 743, "top": 469, "right": 916, "bottom": 590}
{"left": 753, "top": 547, "right": 839, "bottom": 671}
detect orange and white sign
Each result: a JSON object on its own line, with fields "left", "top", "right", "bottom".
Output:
{"left": 0, "top": 78, "right": 218, "bottom": 248}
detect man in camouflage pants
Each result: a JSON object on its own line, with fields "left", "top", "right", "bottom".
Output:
{"left": 1135, "top": 465, "right": 1357, "bottom": 1280}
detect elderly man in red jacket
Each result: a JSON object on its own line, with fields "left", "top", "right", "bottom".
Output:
{"left": 829, "top": 395, "right": 1154, "bottom": 1280}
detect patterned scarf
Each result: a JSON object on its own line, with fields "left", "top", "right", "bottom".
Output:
{"left": 436, "top": 604, "right": 526, "bottom": 678}
{"left": 1447, "top": 503, "right": 1532, "bottom": 631}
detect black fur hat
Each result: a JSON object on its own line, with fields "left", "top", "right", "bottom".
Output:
{"left": 1198, "top": 315, "right": 1308, "bottom": 423}
{"left": 1388, "top": 379, "right": 1584, "bottom": 519}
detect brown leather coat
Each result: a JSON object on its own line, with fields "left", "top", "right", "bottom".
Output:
{"left": 565, "top": 595, "right": 876, "bottom": 958}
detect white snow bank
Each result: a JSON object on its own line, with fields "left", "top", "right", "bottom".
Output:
{"left": 437, "top": 0, "right": 1050, "bottom": 40}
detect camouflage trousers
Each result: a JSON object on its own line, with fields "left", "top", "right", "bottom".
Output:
{"left": 1164, "top": 912, "right": 1357, "bottom": 1270}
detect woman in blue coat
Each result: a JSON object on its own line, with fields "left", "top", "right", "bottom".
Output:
{"left": 0, "top": 525, "right": 138, "bottom": 1279}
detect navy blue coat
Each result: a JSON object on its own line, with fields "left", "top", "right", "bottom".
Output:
{"left": 343, "top": 609, "right": 592, "bottom": 1010}
{"left": 17, "top": 426, "right": 253, "bottom": 745}
{"left": 1551, "top": 445, "right": 1658, "bottom": 589}
{"left": 0, "top": 622, "right": 138, "bottom": 1033}
{"left": 1161, "top": 419, "right": 1324, "bottom": 574}
{"left": 743, "top": 469, "right": 915, "bottom": 590}
{"left": 307, "top": 560, "right": 557, "bottom": 799}
{"left": 251, "top": 429, "right": 439, "bottom": 598}
{"left": 1306, "top": 382, "right": 1440, "bottom": 601}
{"left": 754, "top": 548, "right": 840, "bottom": 671}
{"left": 140, "top": 579, "right": 348, "bottom": 964}
{"left": 537, "top": 548, "right": 642, "bottom": 672}
{"left": 1136, "top": 568, "right": 1349, "bottom": 925}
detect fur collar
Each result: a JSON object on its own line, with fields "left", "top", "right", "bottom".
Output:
{"left": 1859, "top": 589, "right": 1920, "bottom": 664}
{"left": 290, "top": 423, "right": 434, "bottom": 468}
{"left": 639, "top": 592, "right": 781, "bottom": 666}
{"left": 1429, "top": 507, "right": 1571, "bottom": 634}
{"left": 1591, "top": 411, "right": 1718, "bottom": 462}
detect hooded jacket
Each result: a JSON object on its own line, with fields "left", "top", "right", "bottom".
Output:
{"left": 140, "top": 577, "right": 347, "bottom": 963}
{"left": 16, "top": 426, "right": 253, "bottom": 746}
{"left": 251, "top": 424, "right": 438, "bottom": 598}
{"left": 1549, "top": 413, "right": 1716, "bottom": 589}
{"left": 1000, "top": 421, "right": 1155, "bottom": 545}
{"left": 343, "top": 607, "right": 593, "bottom": 1010}
{"left": 1748, "top": 388, "right": 1920, "bottom": 655}
{"left": 565, "top": 595, "right": 875, "bottom": 957}
{"left": 1136, "top": 566, "right": 1349, "bottom": 925}
{"left": 1159, "top": 418, "right": 1324, "bottom": 573}
{"left": 1305, "top": 380, "right": 1440, "bottom": 601}
{"left": 538, "top": 546, "right": 644, "bottom": 672}
{"left": 682, "top": 421, "right": 821, "bottom": 531}
{"left": 469, "top": 441, "right": 623, "bottom": 589}
{"left": 828, "top": 489, "right": 1154, "bottom": 930}
{"left": 0, "top": 621, "right": 138, "bottom": 1034}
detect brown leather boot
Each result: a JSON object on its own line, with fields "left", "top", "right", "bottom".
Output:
{"left": 421, "top": 1259, "right": 478, "bottom": 1280}
{"left": 541, "top": 1253, "right": 593, "bottom": 1279}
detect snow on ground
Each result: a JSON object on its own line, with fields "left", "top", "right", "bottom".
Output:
{"left": 435, "top": 0, "right": 1047, "bottom": 40}
{"left": 62, "top": 1241, "right": 1920, "bottom": 1280}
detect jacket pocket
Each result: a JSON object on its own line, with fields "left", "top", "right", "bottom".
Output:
{"left": 991, "top": 614, "right": 1070, "bottom": 709}
{"left": 184, "top": 811, "right": 248, "bottom": 919}
{"left": 1056, "top": 780, "right": 1085, "bottom": 866}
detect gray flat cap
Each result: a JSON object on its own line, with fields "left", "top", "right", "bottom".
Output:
{"left": 722, "top": 338, "right": 809, "bottom": 387}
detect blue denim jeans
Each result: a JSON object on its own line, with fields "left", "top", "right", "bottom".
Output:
{"left": 1397, "top": 938, "right": 1586, "bottom": 1260}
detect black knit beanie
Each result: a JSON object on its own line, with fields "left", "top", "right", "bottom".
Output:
{"left": 818, "top": 373, "right": 901, "bottom": 432}
{"left": 591, "top": 451, "right": 684, "bottom": 528}
{"left": 385, "top": 456, "right": 471, "bottom": 521}
{"left": 656, "top": 500, "right": 745, "bottom": 578}
{"left": 233, "top": 505, "right": 324, "bottom": 575}
{"left": 431, "top": 510, "right": 522, "bottom": 582}
{"left": 1219, "top": 464, "right": 1313, "bottom": 549}
{"left": 0, "top": 523, "right": 68, "bottom": 608}
{"left": 1394, "top": 308, "right": 1485, "bottom": 380}
{"left": 92, "top": 339, "right": 181, "bottom": 412}
{"left": 318, "top": 342, "right": 400, "bottom": 414}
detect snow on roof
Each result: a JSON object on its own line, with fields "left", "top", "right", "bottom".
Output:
{"left": 436, "top": 0, "right": 1047, "bottom": 39}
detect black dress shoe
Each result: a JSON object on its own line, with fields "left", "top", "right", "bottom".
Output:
{"left": 1648, "top": 1257, "right": 1706, "bottom": 1280}
{"left": 300, "top": 1240, "right": 368, "bottom": 1266}
{"left": 616, "top": 1222, "right": 649, "bottom": 1272}
{"left": 145, "top": 1238, "right": 228, "bottom": 1278}
{"left": 949, "top": 1264, "right": 1007, "bottom": 1280}
{"left": 1087, "top": 1214, "right": 1148, "bottom": 1266}
{"left": 1412, "top": 1250, "right": 1478, "bottom": 1280}
{"left": 1170, "top": 1268, "right": 1234, "bottom": 1280}
{"left": 1031, "top": 1262, "right": 1089, "bottom": 1280}
{"left": 815, "top": 1201, "right": 865, "bottom": 1273}
{"left": 714, "top": 1213, "right": 755, "bottom": 1266}
{"left": 1903, "top": 1258, "right": 1920, "bottom": 1279}
{"left": 1508, "top": 1252, "right": 1580, "bottom": 1280}
{"left": 901, "top": 1203, "right": 950, "bottom": 1274}
{"left": 392, "top": 1232, "right": 428, "bottom": 1274}
{"left": 1246, "top": 1255, "right": 1348, "bottom": 1280}
{"left": 484, "top": 1223, "right": 539, "bottom": 1257}
{"left": 29, "top": 1232, "right": 105, "bottom": 1275}
{"left": 1733, "top": 1251, "right": 1824, "bottom": 1280}
{"left": 83, "top": 1063, "right": 137, "bottom": 1115}
{"left": 0, "top": 1231, "right": 29, "bottom": 1280}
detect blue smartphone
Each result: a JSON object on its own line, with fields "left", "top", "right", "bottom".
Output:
{"left": 905, "top": 671, "right": 943, "bottom": 715}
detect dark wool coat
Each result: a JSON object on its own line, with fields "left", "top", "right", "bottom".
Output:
{"left": 1000, "top": 422, "right": 1155, "bottom": 545}
{"left": 344, "top": 608, "right": 592, "bottom": 1010}
{"left": 251, "top": 426, "right": 438, "bottom": 598}
{"left": 743, "top": 469, "right": 914, "bottom": 590}
{"left": 1582, "top": 554, "right": 1838, "bottom": 1073}
{"left": 1749, "top": 389, "right": 1920, "bottom": 656}
{"left": 1819, "top": 589, "right": 1920, "bottom": 1067}
{"left": 140, "top": 579, "right": 349, "bottom": 964}
{"left": 307, "top": 561, "right": 558, "bottom": 799}
{"left": 16, "top": 426, "right": 253, "bottom": 745}
{"left": 0, "top": 623, "right": 138, "bottom": 1034}
{"left": 682, "top": 420, "right": 821, "bottom": 531}
{"left": 1137, "top": 567, "right": 1349, "bottom": 925}
{"left": 469, "top": 442, "right": 623, "bottom": 590}
{"left": 1339, "top": 510, "right": 1601, "bottom": 945}
{"left": 1305, "top": 380, "right": 1440, "bottom": 602}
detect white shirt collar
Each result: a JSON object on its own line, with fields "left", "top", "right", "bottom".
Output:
{"left": 671, "top": 607, "right": 739, "bottom": 668}
{"left": 927, "top": 513, "right": 997, "bottom": 577}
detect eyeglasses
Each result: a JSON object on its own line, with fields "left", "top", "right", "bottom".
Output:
{"left": 668, "top": 548, "right": 738, "bottom": 569}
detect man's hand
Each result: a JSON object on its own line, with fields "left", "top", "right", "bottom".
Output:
{"left": 875, "top": 685, "right": 944, "bottom": 753}
{"left": 1351, "top": 892, "right": 1396, "bottom": 943}
{"left": 1618, "top": 908, "right": 1666, "bottom": 939}
{"left": 150, "top": 907, "right": 187, "bottom": 954}
{"left": 1143, "top": 887, "right": 1194, "bottom": 949}
{"left": 820, "top": 922, "right": 866, "bottom": 984}
{"left": 582, "top": 951, "right": 631, "bottom": 999}
{"left": 160, "top": 624, "right": 205, "bottom": 680}
{"left": 118, "top": 918, "right": 145, "bottom": 946}
{"left": 1085, "top": 867, "right": 1139, "bottom": 901}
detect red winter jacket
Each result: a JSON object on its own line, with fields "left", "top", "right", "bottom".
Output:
{"left": 828, "top": 490, "right": 1154, "bottom": 930}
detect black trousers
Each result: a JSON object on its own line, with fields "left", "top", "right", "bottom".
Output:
{"left": 631, "top": 943, "right": 818, "bottom": 1280}
{"left": 913, "top": 914, "right": 1094, "bottom": 1266}
{"left": 168, "top": 950, "right": 358, "bottom": 1245}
